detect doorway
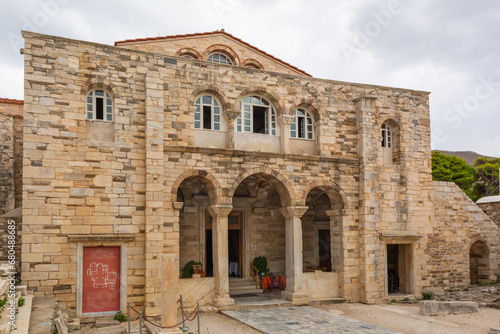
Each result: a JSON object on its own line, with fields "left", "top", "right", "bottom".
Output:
{"left": 386, "top": 244, "right": 413, "bottom": 295}
{"left": 318, "top": 229, "right": 331, "bottom": 272}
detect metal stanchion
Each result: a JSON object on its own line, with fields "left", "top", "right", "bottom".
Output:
{"left": 179, "top": 295, "right": 189, "bottom": 332}
{"left": 128, "top": 302, "right": 131, "bottom": 334}
{"left": 139, "top": 311, "right": 142, "bottom": 334}
{"left": 197, "top": 302, "right": 200, "bottom": 334}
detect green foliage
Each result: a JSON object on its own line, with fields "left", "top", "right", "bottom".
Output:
{"left": 432, "top": 151, "right": 477, "bottom": 200}
{"left": 182, "top": 260, "right": 202, "bottom": 278}
{"left": 18, "top": 297, "right": 25, "bottom": 307}
{"left": 472, "top": 157, "right": 500, "bottom": 199}
{"left": 422, "top": 291, "right": 434, "bottom": 300}
{"left": 448, "top": 288, "right": 456, "bottom": 293}
{"left": 113, "top": 311, "right": 127, "bottom": 322}
{"left": 402, "top": 297, "right": 409, "bottom": 301}
{"left": 252, "top": 256, "right": 269, "bottom": 275}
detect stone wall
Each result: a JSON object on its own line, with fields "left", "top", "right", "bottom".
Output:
{"left": 115, "top": 31, "right": 309, "bottom": 76}
{"left": 477, "top": 201, "right": 500, "bottom": 228}
{"left": 428, "top": 181, "right": 500, "bottom": 290}
{"left": 20, "top": 29, "right": 446, "bottom": 315}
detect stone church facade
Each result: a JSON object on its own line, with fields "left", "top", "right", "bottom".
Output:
{"left": 5, "top": 29, "right": 499, "bottom": 323}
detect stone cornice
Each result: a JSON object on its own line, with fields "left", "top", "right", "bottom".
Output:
{"left": 164, "top": 145, "right": 358, "bottom": 165}
{"left": 67, "top": 234, "right": 136, "bottom": 242}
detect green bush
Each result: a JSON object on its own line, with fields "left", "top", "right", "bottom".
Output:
{"left": 18, "top": 297, "right": 25, "bottom": 307}
{"left": 114, "top": 311, "right": 127, "bottom": 322}
{"left": 252, "top": 256, "right": 269, "bottom": 275}
{"left": 183, "top": 261, "right": 202, "bottom": 278}
{"left": 422, "top": 291, "right": 434, "bottom": 300}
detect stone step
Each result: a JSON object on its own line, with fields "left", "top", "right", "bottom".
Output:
{"left": 95, "top": 318, "right": 120, "bottom": 328}
{"left": 230, "top": 288, "right": 263, "bottom": 296}
{"left": 229, "top": 278, "right": 259, "bottom": 287}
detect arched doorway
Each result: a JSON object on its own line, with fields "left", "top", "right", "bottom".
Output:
{"left": 176, "top": 176, "right": 217, "bottom": 278}
{"left": 470, "top": 240, "right": 490, "bottom": 284}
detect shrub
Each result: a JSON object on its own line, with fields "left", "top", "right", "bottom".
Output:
{"left": 114, "top": 311, "right": 127, "bottom": 322}
{"left": 422, "top": 291, "right": 434, "bottom": 300}
{"left": 183, "top": 261, "right": 202, "bottom": 278}
{"left": 252, "top": 256, "right": 269, "bottom": 275}
{"left": 18, "top": 297, "right": 25, "bottom": 307}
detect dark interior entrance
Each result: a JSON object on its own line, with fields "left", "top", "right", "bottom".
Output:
{"left": 387, "top": 243, "right": 412, "bottom": 295}
{"left": 318, "top": 229, "right": 331, "bottom": 272}
{"left": 206, "top": 210, "right": 243, "bottom": 278}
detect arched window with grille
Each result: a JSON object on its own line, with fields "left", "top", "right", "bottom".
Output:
{"left": 87, "top": 89, "right": 113, "bottom": 121}
{"left": 381, "top": 120, "right": 400, "bottom": 164}
{"left": 207, "top": 52, "right": 233, "bottom": 65}
{"left": 194, "top": 95, "right": 222, "bottom": 131}
{"left": 381, "top": 123, "right": 392, "bottom": 148}
{"left": 290, "top": 109, "right": 314, "bottom": 140}
{"left": 237, "top": 96, "right": 276, "bottom": 135}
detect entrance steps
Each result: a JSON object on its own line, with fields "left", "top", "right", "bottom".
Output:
{"left": 229, "top": 277, "right": 263, "bottom": 296}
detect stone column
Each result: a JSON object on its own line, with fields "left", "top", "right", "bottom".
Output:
{"left": 355, "top": 96, "right": 382, "bottom": 303}
{"left": 145, "top": 70, "right": 166, "bottom": 313}
{"left": 278, "top": 115, "right": 294, "bottom": 154}
{"left": 160, "top": 253, "right": 182, "bottom": 333}
{"left": 280, "top": 205, "right": 309, "bottom": 304}
{"left": 226, "top": 110, "right": 241, "bottom": 150}
{"left": 207, "top": 204, "right": 234, "bottom": 306}
{"left": 326, "top": 209, "right": 345, "bottom": 295}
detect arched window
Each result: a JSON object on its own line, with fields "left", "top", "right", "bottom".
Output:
{"left": 207, "top": 52, "right": 233, "bottom": 65}
{"left": 194, "top": 95, "right": 221, "bottom": 130}
{"left": 244, "top": 63, "right": 260, "bottom": 69}
{"left": 180, "top": 53, "right": 197, "bottom": 59}
{"left": 381, "top": 123, "right": 392, "bottom": 148}
{"left": 87, "top": 89, "right": 113, "bottom": 121}
{"left": 290, "top": 109, "right": 314, "bottom": 139}
{"left": 237, "top": 96, "right": 276, "bottom": 135}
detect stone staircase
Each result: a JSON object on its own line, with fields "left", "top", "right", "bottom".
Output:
{"left": 229, "top": 277, "right": 263, "bottom": 296}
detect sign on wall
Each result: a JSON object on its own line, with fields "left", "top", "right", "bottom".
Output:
{"left": 82, "top": 246, "right": 121, "bottom": 314}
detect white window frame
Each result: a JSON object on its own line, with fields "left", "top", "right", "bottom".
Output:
{"left": 237, "top": 96, "right": 277, "bottom": 136}
{"left": 290, "top": 109, "right": 314, "bottom": 140}
{"left": 381, "top": 123, "right": 392, "bottom": 148}
{"left": 207, "top": 52, "right": 233, "bottom": 65}
{"left": 194, "top": 95, "right": 222, "bottom": 131}
{"left": 87, "top": 89, "right": 113, "bottom": 121}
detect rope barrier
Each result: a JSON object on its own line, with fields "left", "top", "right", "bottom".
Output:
{"left": 128, "top": 298, "right": 200, "bottom": 329}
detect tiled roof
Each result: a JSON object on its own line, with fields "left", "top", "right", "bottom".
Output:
{"left": 115, "top": 30, "right": 311, "bottom": 77}
{"left": 0, "top": 98, "right": 23, "bottom": 105}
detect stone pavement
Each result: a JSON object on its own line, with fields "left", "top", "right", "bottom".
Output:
{"left": 27, "top": 297, "right": 58, "bottom": 334}
{"left": 223, "top": 306, "right": 403, "bottom": 334}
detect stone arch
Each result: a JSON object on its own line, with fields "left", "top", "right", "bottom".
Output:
{"left": 171, "top": 169, "right": 224, "bottom": 205}
{"left": 202, "top": 44, "right": 240, "bottom": 66}
{"left": 234, "top": 87, "right": 286, "bottom": 116}
{"left": 190, "top": 86, "right": 230, "bottom": 111}
{"left": 288, "top": 98, "right": 321, "bottom": 122}
{"left": 228, "top": 167, "right": 295, "bottom": 207}
{"left": 175, "top": 47, "right": 202, "bottom": 59}
{"left": 242, "top": 59, "right": 264, "bottom": 70}
{"left": 469, "top": 239, "right": 491, "bottom": 284}
{"left": 81, "top": 78, "right": 116, "bottom": 98}
{"left": 300, "top": 181, "right": 348, "bottom": 210}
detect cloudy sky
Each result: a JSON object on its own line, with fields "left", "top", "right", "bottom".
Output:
{"left": 1, "top": 0, "right": 499, "bottom": 156}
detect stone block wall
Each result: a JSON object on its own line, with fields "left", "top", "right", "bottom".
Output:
{"left": 428, "top": 181, "right": 500, "bottom": 290}
{"left": 477, "top": 201, "right": 500, "bottom": 228}
{"left": 115, "top": 31, "right": 309, "bottom": 76}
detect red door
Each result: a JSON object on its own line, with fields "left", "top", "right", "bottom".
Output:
{"left": 82, "top": 247, "right": 121, "bottom": 314}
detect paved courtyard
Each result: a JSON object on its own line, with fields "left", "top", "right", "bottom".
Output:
{"left": 222, "top": 306, "right": 402, "bottom": 334}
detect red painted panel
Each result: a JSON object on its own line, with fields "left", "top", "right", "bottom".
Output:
{"left": 82, "top": 247, "right": 120, "bottom": 314}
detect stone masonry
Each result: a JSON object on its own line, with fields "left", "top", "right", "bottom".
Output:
{"left": 11, "top": 29, "right": 500, "bottom": 325}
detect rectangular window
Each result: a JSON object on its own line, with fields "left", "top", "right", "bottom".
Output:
{"left": 203, "top": 106, "right": 212, "bottom": 130}
{"left": 96, "top": 98, "right": 104, "bottom": 120}
{"left": 253, "top": 106, "right": 267, "bottom": 134}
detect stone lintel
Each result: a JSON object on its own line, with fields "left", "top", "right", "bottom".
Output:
{"left": 379, "top": 233, "right": 423, "bottom": 240}
{"left": 67, "top": 234, "right": 136, "bottom": 242}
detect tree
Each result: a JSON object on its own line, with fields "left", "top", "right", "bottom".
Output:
{"left": 472, "top": 157, "right": 500, "bottom": 199}
{"left": 431, "top": 151, "right": 477, "bottom": 200}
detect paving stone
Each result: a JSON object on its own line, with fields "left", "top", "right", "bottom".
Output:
{"left": 223, "top": 306, "right": 402, "bottom": 333}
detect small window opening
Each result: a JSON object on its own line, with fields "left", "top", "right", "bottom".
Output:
{"left": 253, "top": 106, "right": 267, "bottom": 134}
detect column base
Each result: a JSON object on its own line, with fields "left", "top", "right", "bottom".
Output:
{"left": 281, "top": 291, "right": 309, "bottom": 305}
{"left": 214, "top": 294, "right": 234, "bottom": 307}
{"left": 156, "top": 328, "right": 184, "bottom": 334}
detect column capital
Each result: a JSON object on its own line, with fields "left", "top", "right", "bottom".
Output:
{"left": 227, "top": 110, "right": 241, "bottom": 121}
{"left": 207, "top": 204, "right": 233, "bottom": 217}
{"left": 173, "top": 202, "right": 184, "bottom": 210}
{"left": 278, "top": 115, "right": 294, "bottom": 126}
{"left": 279, "top": 206, "right": 308, "bottom": 219}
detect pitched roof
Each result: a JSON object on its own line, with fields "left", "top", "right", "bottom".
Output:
{"left": 115, "top": 30, "right": 311, "bottom": 77}
{"left": 0, "top": 98, "right": 23, "bottom": 105}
